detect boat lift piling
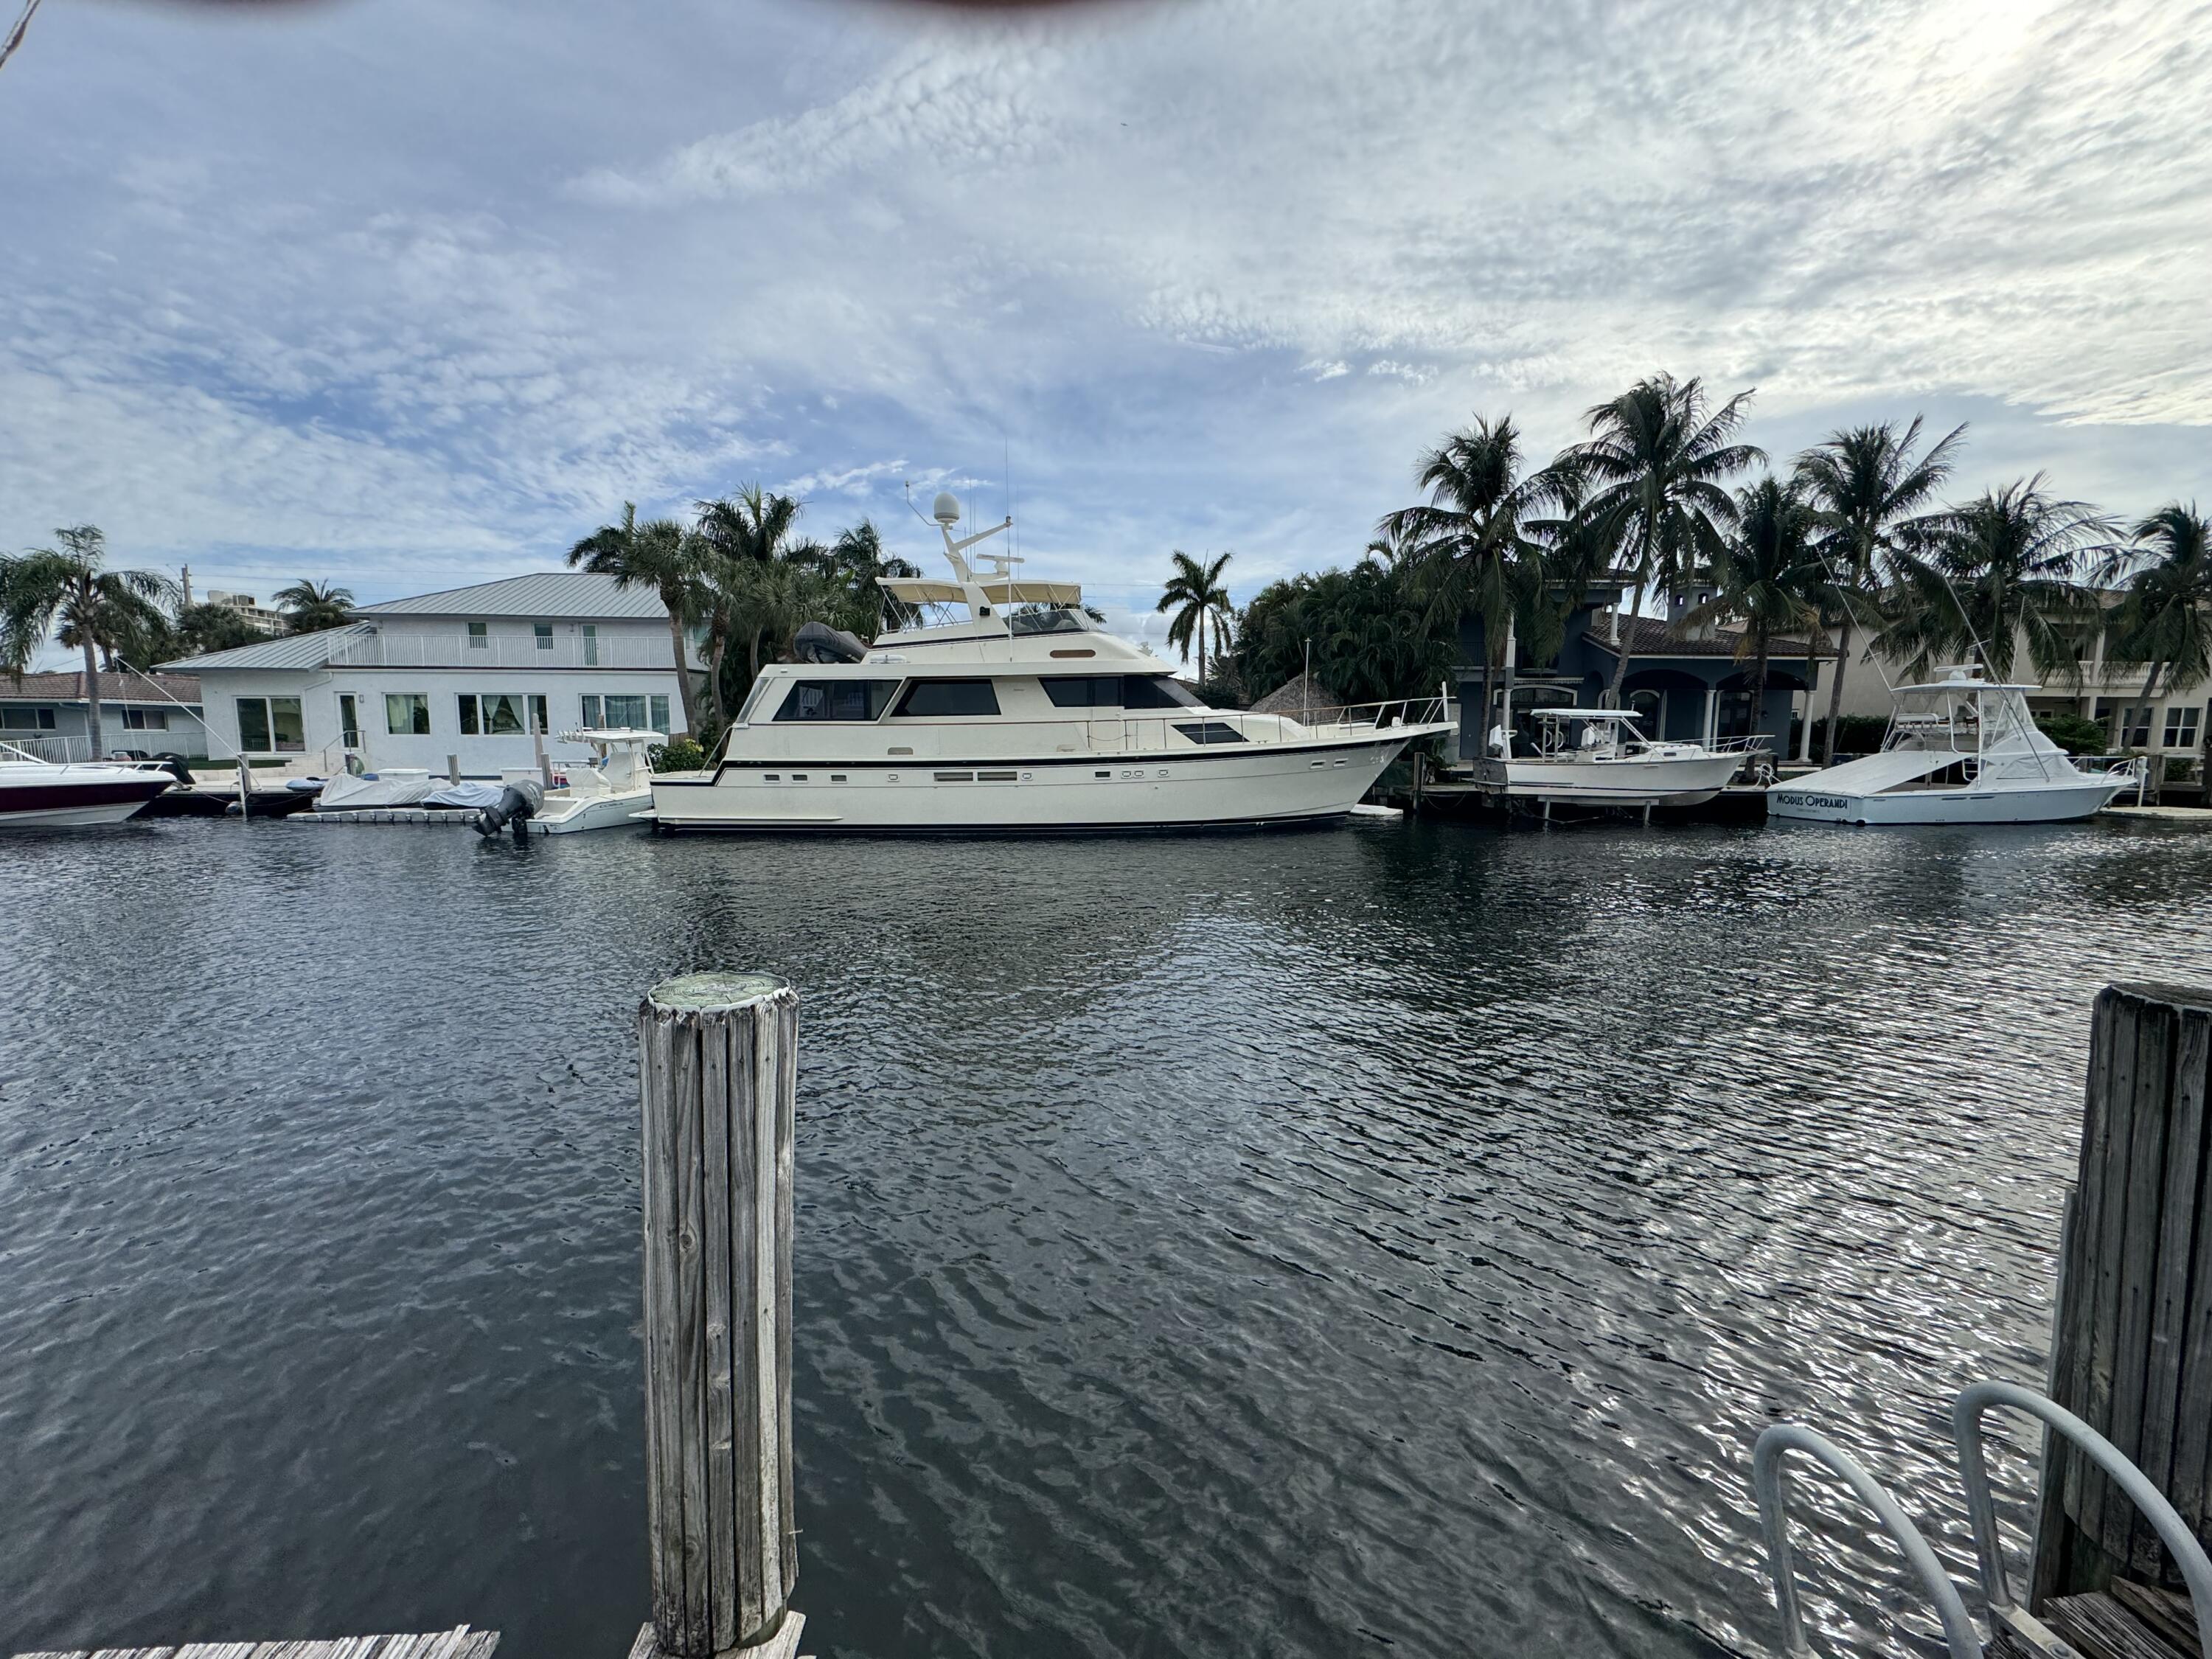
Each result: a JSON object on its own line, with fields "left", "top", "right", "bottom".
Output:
{"left": 631, "top": 973, "right": 804, "bottom": 1659}
{"left": 1750, "top": 979, "right": 2212, "bottom": 1659}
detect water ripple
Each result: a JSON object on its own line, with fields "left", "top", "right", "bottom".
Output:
{"left": 2, "top": 816, "right": 2208, "bottom": 1657}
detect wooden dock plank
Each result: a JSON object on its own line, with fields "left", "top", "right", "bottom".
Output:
{"left": 771, "top": 992, "right": 799, "bottom": 1603}
{"left": 15, "top": 1637, "right": 493, "bottom": 1659}
{"left": 2109, "top": 1002, "right": 2175, "bottom": 1572}
{"left": 669, "top": 1015, "right": 712, "bottom": 1658}
{"left": 2080, "top": 992, "right": 2141, "bottom": 1554}
{"left": 2045, "top": 1591, "right": 2193, "bottom": 1659}
{"left": 2141, "top": 1004, "right": 2209, "bottom": 1547}
{"left": 700, "top": 1012, "right": 739, "bottom": 1652}
{"left": 729, "top": 1007, "right": 763, "bottom": 1641}
{"left": 2171, "top": 1006, "right": 2212, "bottom": 1534}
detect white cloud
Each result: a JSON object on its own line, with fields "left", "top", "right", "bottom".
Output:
{"left": 1, "top": 0, "right": 2207, "bottom": 615}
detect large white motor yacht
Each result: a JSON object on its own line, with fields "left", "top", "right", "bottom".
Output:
{"left": 1473, "top": 708, "right": 1762, "bottom": 808}
{"left": 0, "top": 741, "right": 175, "bottom": 827}
{"left": 1767, "top": 666, "right": 2139, "bottom": 825}
{"left": 650, "top": 495, "right": 1451, "bottom": 833}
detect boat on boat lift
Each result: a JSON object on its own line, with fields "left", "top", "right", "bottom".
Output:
{"left": 1767, "top": 665, "right": 2140, "bottom": 825}
{"left": 649, "top": 493, "right": 1453, "bottom": 833}
{"left": 0, "top": 740, "right": 177, "bottom": 827}
{"left": 1472, "top": 708, "right": 1764, "bottom": 809}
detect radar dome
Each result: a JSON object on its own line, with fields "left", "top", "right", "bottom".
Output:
{"left": 931, "top": 491, "right": 961, "bottom": 525}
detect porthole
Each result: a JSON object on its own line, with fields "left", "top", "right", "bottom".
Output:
{"left": 765, "top": 773, "right": 781, "bottom": 782}
{"left": 1309, "top": 759, "right": 1325, "bottom": 769}
{"left": 1094, "top": 770, "right": 1110, "bottom": 779}
{"left": 832, "top": 774, "right": 848, "bottom": 783}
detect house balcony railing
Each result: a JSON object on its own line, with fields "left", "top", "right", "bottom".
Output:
{"left": 323, "top": 630, "right": 679, "bottom": 672}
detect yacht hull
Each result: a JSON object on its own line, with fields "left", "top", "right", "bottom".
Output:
{"left": 1481, "top": 750, "right": 1746, "bottom": 807}
{"left": 0, "top": 775, "right": 173, "bottom": 827}
{"left": 1767, "top": 776, "right": 2130, "bottom": 825}
{"left": 650, "top": 735, "right": 1417, "bottom": 832}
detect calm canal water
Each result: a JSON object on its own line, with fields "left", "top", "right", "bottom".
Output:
{"left": 5, "top": 815, "right": 2212, "bottom": 1658}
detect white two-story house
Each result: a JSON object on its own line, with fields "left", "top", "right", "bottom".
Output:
{"left": 163, "top": 572, "right": 695, "bottom": 773}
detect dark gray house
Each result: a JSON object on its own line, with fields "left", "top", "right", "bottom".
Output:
{"left": 1458, "top": 574, "right": 1820, "bottom": 759}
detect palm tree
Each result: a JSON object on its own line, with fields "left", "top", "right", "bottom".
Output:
{"left": 1676, "top": 476, "right": 1823, "bottom": 714}
{"left": 273, "top": 577, "right": 357, "bottom": 635}
{"left": 2098, "top": 503, "right": 2212, "bottom": 777}
{"left": 1, "top": 526, "right": 175, "bottom": 759}
{"left": 1881, "top": 476, "right": 2112, "bottom": 683}
{"left": 1156, "top": 550, "right": 1235, "bottom": 685}
{"left": 1379, "top": 415, "right": 1575, "bottom": 749}
{"left": 1793, "top": 418, "right": 1964, "bottom": 760}
{"left": 694, "top": 487, "right": 810, "bottom": 703}
{"left": 1571, "top": 375, "right": 1763, "bottom": 706}
{"left": 567, "top": 503, "right": 706, "bottom": 734}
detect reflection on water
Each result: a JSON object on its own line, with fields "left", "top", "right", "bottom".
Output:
{"left": 3, "top": 818, "right": 2210, "bottom": 1658}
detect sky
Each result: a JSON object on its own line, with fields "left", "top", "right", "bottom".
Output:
{"left": 4, "top": 0, "right": 2209, "bottom": 662}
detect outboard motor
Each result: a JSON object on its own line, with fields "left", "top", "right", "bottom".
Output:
{"left": 472, "top": 776, "right": 544, "bottom": 841}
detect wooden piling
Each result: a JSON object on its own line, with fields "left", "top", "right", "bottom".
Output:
{"left": 635, "top": 973, "right": 800, "bottom": 1659}
{"left": 2034, "top": 981, "right": 2212, "bottom": 1605}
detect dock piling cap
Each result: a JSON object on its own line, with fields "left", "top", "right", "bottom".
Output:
{"left": 648, "top": 971, "right": 790, "bottom": 1012}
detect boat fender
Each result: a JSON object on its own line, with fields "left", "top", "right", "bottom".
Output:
{"left": 472, "top": 777, "right": 546, "bottom": 841}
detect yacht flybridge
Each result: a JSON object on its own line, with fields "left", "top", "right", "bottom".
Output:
{"left": 650, "top": 493, "right": 1451, "bottom": 833}
{"left": 1767, "top": 666, "right": 2139, "bottom": 825}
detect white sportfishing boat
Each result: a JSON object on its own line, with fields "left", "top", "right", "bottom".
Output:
{"left": 1767, "top": 666, "right": 2139, "bottom": 825}
{"left": 1474, "top": 709, "right": 1762, "bottom": 807}
{"left": 650, "top": 494, "right": 1451, "bottom": 833}
{"left": 0, "top": 741, "right": 175, "bottom": 827}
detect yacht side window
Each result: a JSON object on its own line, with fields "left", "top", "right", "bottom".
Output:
{"left": 775, "top": 679, "right": 900, "bottom": 722}
{"left": 1043, "top": 675, "right": 1121, "bottom": 709}
{"left": 894, "top": 679, "right": 1000, "bottom": 717}
{"left": 1122, "top": 675, "right": 1202, "bottom": 709}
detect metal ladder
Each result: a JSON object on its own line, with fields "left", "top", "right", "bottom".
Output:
{"left": 1753, "top": 1380, "right": 2212, "bottom": 1656}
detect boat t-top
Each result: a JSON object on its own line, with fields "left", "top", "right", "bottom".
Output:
{"left": 1767, "top": 665, "right": 2139, "bottom": 825}
{"left": 1475, "top": 707, "right": 1764, "bottom": 809}
{"left": 649, "top": 493, "right": 1452, "bottom": 833}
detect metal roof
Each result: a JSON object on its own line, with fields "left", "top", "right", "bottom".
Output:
{"left": 159, "top": 623, "right": 372, "bottom": 672}
{"left": 360, "top": 571, "right": 669, "bottom": 620}
{"left": 0, "top": 671, "right": 202, "bottom": 703}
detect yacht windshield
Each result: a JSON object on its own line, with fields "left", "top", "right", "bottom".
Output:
{"left": 1008, "top": 608, "right": 1089, "bottom": 636}
{"left": 773, "top": 679, "right": 900, "bottom": 722}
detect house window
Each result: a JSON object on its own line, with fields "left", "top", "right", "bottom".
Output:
{"left": 459, "top": 693, "right": 529, "bottom": 736}
{"left": 580, "top": 694, "right": 602, "bottom": 727}
{"left": 582, "top": 623, "right": 598, "bottom": 667}
{"left": 603, "top": 693, "right": 647, "bottom": 728}
{"left": 535, "top": 624, "right": 553, "bottom": 651}
{"left": 2167, "top": 706, "right": 2202, "bottom": 750}
{"left": 121, "top": 707, "right": 169, "bottom": 730}
{"left": 338, "top": 694, "right": 360, "bottom": 748}
{"left": 385, "top": 693, "right": 431, "bottom": 735}
{"left": 893, "top": 678, "right": 1000, "bottom": 717}
{"left": 530, "top": 695, "right": 549, "bottom": 734}
{"left": 650, "top": 695, "right": 669, "bottom": 732}
{"left": 775, "top": 679, "right": 900, "bottom": 722}
{"left": 1, "top": 706, "right": 58, "bottom": 729}
{"left": 467, "top": 622, "right": 489, "bottom": 650}
{"left": 236, "top": 696, "right": 305, "bottom": 751}
{"left": 2118, "top": 705, "right": 2154, "bottom": 748}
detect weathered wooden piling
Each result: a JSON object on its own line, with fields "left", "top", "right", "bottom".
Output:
{"left": 633, "top": 973, "right": 800, "bottom": 1659}
{"left": 2034, "top": 981, "right": 2212, "bottom": 1607}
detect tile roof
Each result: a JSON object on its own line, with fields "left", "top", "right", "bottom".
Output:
{"left": 1, "top": 670, "right": 202, "bottom": 703}
{"left": 1588, "top": 615, "right": 1815, "bottom": 659}
{"left": 159, "top": 623, "right": 372, "bottom": 672}
{"left": 360, "top": 571, "right": 669, "bottom": 620}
